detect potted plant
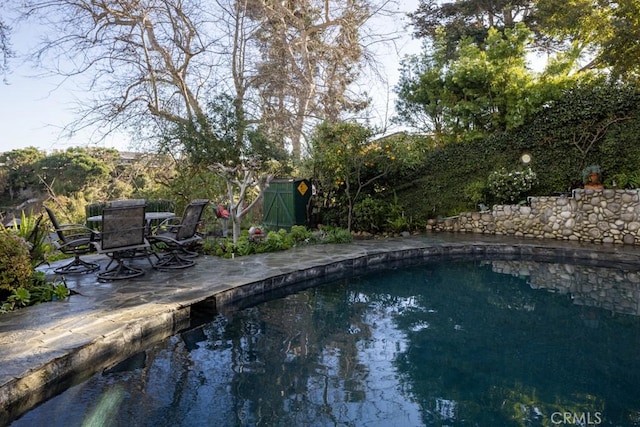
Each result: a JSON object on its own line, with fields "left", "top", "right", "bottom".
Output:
{"left": 582, "top": 165, "right": 603, "bottom": 190}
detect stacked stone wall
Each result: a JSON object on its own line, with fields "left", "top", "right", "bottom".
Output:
{"left": 426, "top": 189, "right": 640, "bottom": 245}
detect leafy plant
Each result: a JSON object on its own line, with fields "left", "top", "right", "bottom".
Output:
{"left": 464, "top": 180, "right": 488, "bottom": 206}
{"left": 352, "top": 196, "right": 389, "bottom": 233}
{"left": 288, "top": 225, "right": 314, "bottom": 243}
{"left": 606, "top": 172, "right": 627, "bottom": 188}
{"left": 628, "top": 171, "right": 640, "bottom": 188}
{"left": 0, "top": 221, "right": 71, "bottom": 312}
{"left": 233, "top": 234, "right": 258, "bottom": 257}
{"left": 32, "top": 271, "right": 70, "bottom": 303}
{"left": 0, "top": 230, "right": 33, "bottom": 301}
{"left": 262, "top": 229, "right": 292, "bottom": 252}
{"left": 17, "top": 212, "right": 52, "bottom": 268}
{"left": 321, "top": 226, "right": 353, "bottom": 244}
{"left": 0, "top": 281, "right": 70, "bottom": 313}
{"left": 387, "top": 213, "right": 411, "bottom": 233}
{"left": 1, "top": 212, "right": 51, "bottom": 266}
{"left": 606, "top": 170, "right": 640, "bottom": 189}
{"left": 308, "top": 122, "right": 416, "bottom": 232}
{"left": 204, "top": 230, "right": 260, "bottom": 258}
{"left": 351, "top": 196, "right": 410, "bottom": 234}
{"left": 3, "top": 288, "right": 31, "bottom": 310}
{"left": 203, "top": 225, "right": 350, "bottom": 258}
{"left": 582, "top": 164, "right": 602, "bottom": 184}
{"left": 52, "top": 283, "right": 71, "bottom": 300}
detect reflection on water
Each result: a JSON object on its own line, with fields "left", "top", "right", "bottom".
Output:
{"left": 486, "top": 259, "right": 640, "bottom": 315}
{"left": 11, "top": 260, "right": 640, "bottom": 426}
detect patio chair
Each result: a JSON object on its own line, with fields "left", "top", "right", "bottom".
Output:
{"left": 93, "top": 201, "right": 153, "bottom": 280}
{"left": 44, "top": 206, "right": 100, "bottom": 274}
{"left": 84, "top": 202, "right": 106, "bottom": 231}
{"left": 150, "top": 199, "right": 209, "bottom": 270}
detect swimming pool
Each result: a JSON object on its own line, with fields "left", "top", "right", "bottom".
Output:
{"left": 10, "top": 257, "right": 640, "bottom": 426}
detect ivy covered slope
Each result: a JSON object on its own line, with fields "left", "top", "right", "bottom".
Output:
{"left": 392, "top": 0, "right": 640, "bottom": 219}
{"left": 390, "top": 79, "right": 640, "bottom": 218}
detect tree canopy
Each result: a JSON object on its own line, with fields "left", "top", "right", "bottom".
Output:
{"left": 14, "top": 0, "right": 398, "bottom": 161}
{"left": 409, "top": 0, "right": 640, "bottom": 77}
{"left": 395, "top": 23, "right": 550, "bottom": 140}
{"left": 396, "top": 0, "right": 640, "bottom": 140}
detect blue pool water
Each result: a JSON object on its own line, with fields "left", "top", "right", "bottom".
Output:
{"left": 11, "top": 258, "right": 640, "bottom": 426}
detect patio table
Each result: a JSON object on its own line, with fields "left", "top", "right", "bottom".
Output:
{"left": 87, "top": 211, "right": 175, "bottom": 235}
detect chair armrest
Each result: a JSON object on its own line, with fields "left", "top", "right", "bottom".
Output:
{"left": 89, "top": 230, "right": 101, "bottom": 242}
{"left": 57, "top": 223, "right": 95, "bottom": 233}
{"left": 55, "top": 224, "right": 98, "bottom": 240}
{"left": 154, "top": 217, "right": 183, "bottom": 233}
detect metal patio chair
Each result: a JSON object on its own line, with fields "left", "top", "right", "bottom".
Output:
{"left": 44, "top": 206, "right": 100, "bottom": 274}
{"left": 84, "top": 201, "right": 106, "bottom": 231}
{"left": 150, "top": 199, "right": 209, "bottom": 270}
{"left": 93, "top": 201, "right": 153, "bottom": 280}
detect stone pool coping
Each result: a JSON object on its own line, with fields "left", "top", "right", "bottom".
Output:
{"left": 2, "top": 234, "right": 640, "bottom": 424}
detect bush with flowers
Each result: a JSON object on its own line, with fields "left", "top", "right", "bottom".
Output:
{"left": 487, "top": 167, "right": 538, "bottom": 204}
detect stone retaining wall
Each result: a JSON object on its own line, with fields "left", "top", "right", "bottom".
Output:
{"left": 426, "top": 189, "right": 640, "bottom": 245}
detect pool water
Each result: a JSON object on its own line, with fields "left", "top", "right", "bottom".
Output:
{"left": 11, "top": 259, "right": 640, "bottom": 426}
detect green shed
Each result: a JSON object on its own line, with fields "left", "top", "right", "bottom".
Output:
{"left": 263, "top": 178, "right": 311, "bottom": 230}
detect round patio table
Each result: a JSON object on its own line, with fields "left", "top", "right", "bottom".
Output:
{"left": 87, "top": 211, "right": 175, "bottom": 223}
{"left": 87, "top": 212, "right": 175, "bottom": 234}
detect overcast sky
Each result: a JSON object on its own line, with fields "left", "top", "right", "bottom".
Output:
{"left": 0, "top": 1, "right": 421, "bottom": 154}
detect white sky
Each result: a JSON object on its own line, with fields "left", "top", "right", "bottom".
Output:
{"left": 0, "top": 0, "right": 423, "bottom": 154}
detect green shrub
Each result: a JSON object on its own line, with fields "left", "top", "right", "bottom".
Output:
{"left": 289, "top": 225, "right": 314, "bottom": 243}
{"left": 352, "top": 196, "right": 388, "bottom": 233}
{"left": 262, "top": 229, "right": 292, "bottom": 252}
{"left": 203, "top": 231, "right": 260, "bottom": 258}
{"left": 387, "top": 213, "right": 410, "bottom": 233}
{"left": 464, "top": 180, "right": 488, "bottom": 207}
{"left": 607, "top": 171, "right": 640, "bottom": 189}
{"left": 487, "top": 167, "right": 538, "bottom": 204}
{"left": 1, "top": 278, "right": 71, "bottom": 313}
{"left": 0, "top": 231, "right": 33, "bottom": 301}
{"left": 317, "top": 204, "right": 348, "bottom": 229}
{"left": 352, "top": 196, "right": 412, "bottom": 234}
{"left": 0, "top": 222, "right": 71, "bottom": 312}
{"left": 321, "top": 226, "right": 353, "bottom": 244}
{"left": 203, "top": 225, "right": 349, "bottom": 258}
{"left": 233, "top": 233, "right": 258, "bottom": 256}
{"left": 14, "top": 212, "right": 52, "bottom": 268}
